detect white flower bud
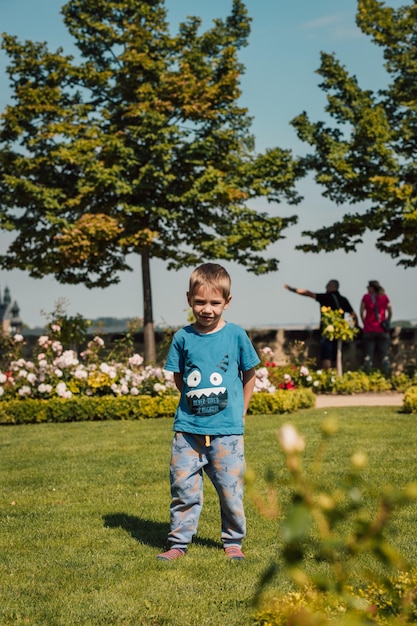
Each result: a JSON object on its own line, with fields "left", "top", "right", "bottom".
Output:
{"left": 278, "top": 424, "right": 305, "bottom": 454}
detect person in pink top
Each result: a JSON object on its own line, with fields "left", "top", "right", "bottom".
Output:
{"left": 360, "top": 280, "right": 393, "bottom": 375}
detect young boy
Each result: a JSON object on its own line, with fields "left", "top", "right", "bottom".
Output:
{"left": 156, "top": 263, "right": 260, "bottom": 561}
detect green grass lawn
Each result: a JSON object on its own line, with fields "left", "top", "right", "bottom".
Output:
{"left": 1, "top": 406, "right": 416, "bottom": 626}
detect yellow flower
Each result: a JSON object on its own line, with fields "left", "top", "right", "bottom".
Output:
{"left": 88, "top": 372, "right": 113, "bottom": 389}
{"left": 321, "top": 307, "right": 359, "bottom": 342}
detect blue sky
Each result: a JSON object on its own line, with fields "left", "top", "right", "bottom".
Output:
{"left": 0, "top": 0, "right": 414, "bottom": 329}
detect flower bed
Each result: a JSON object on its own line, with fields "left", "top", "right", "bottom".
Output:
{"left": 0, "top": 329, "right": 316, "bottom": 419}
{"left": 0, "top": 330, "right": 178, "bottom": 401}
{"left": 0, "top": 328, "right": 414, "bottom": 413}
{"left": 0, "top": 331, "right": 322, "bottom": 402}
{"left": 256, "top": 346, "right": 416, "bottom": 395}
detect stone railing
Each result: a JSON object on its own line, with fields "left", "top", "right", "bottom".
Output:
{"left": 247, "top": 326, "right": 417, "bottom": 373}
{"left": 11, "top": 326, "right": 417, "bottom": 373}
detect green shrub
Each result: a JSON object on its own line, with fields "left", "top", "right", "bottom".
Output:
{"left": 402, "top": 385, "right": 417, "bottom": 413}
{"left": 392, "top": 372, "right": 417, "bottom": 392}
{"left": 333, "top": 370, "right": 371, "bottom": 394}
{"left": 332, "top": 370, "right": 393, "bottom": 395}
{"left": 259, "top": 349, "right": 417, "bottom": 396}
{"left": 251, "top": 421, "right": 417, "bottom": 626}
{"left": 248, "top": 389, "right": 315, "bottom": 415}
{"left": 0, "top": 395, "right": 179, "bottom": 425}
{"left": 253, "top": 570, "right": 417, "bottom": 625}
{"left": 0, "top": 389, "right": 315, "bottom": 425}
{"left": 0, "top": 398, "right": 49, "bottom": 424}
{"left": 308, "top": 368, "right": 338, "bottom": 393}
{"left": 367, "top": 371, "right": 394, "bottom": 392}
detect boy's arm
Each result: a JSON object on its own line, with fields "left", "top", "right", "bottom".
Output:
{"left": 242, "top": 368, "right": 256, "bottom": 416}
{"left": 173, "top": 372, "right": 183, "bottom": 392}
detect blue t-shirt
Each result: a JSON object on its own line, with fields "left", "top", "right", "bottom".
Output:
{"left": 165, "top": 322, "right": 260, "bottom": 435}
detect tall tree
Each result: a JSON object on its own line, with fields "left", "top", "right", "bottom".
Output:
{"left": 0, "top": 0, "right": 304, "bottom": 362}
{"left": 291, "top": 0, "right": 417, "bottom": 268}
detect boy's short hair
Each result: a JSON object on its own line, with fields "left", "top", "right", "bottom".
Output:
{"left": 189, "top": 263, "right": 231, "bottom": 299}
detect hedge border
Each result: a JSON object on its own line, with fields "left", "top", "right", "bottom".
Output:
{"left": 0, "top": 389, "right": 316, "bottom": 425}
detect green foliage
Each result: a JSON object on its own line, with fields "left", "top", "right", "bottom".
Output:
{"left": 333, "top": 370, "right": 372, "bottom": 394}
{"left": 390, "top": 371, "right": 416, "bottom": 393}
{"left": 251, "top": 419, "right": 417, "bottom": 625}
{"left": 247, "top": 389, "right": 315, "bottom": 415}
{"left": 366, "top": 370, "right": 396, "bottom": 392}
{"left": 257, "top": 343, "right": 414, "bottom": 396}
{"left": 0, "top": 395, "right": 179, "bottom": 424}
{"left": 308, "top": 368, "right": 338, "bottom": 393}
{"left": 0, "top": 389, "right": 316, "bottom": 424}
{"left": 0, "top": 0, "right": 303, "bottom": 287}
{"left": 333, "top": 370, "right": 392, "bottom": 394}
{"left": 259, "top": 359, "right": 413, "bottom": 396}
{"left": 320, "top": 306, "right": 359, "bottom": 342}
{"left": 105, "top": 317, "right": 144, "bottom": 362}
{"left": 43, "top": 298, "right": 92, "bottom": 349}
{"left": 402, "top": 385, "right": 417, "bottom": 413}
{"left": 291, "top": 0, "right": 417, "bottom": 267}
{"left": 0, "top": 331, "right": 24, "bottom": 370}
{"left": 253, "top": 570, "right": 417, "bottom": 625}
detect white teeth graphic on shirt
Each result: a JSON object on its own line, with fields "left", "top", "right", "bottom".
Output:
{"left": 186, "top": 387, "right": 226, "bottom": 398}
{"left": 186, "top": 386, "right": 228, "bottom": 415}
{"left": 184, "top": 357, "right": 230, "bottom": 415}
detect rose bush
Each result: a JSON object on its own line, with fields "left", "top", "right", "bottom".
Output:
{"left": 257, "top": 346, "right": 416, "bottom": 395}
{"left": 1, "top": 331, "right": 415, "bottom": 402}
{"left": 0, "top": 331, "right": 312, "bottom": 401}
{"left": 0, "top": 331, "right": 177, "bottom": 400}
{"left": 0, "top": 333, "right": 291, "bottom": 401}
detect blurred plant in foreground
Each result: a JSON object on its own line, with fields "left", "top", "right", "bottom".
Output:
{"left": 249, "top": 420, "right": 417, "bottom": 625}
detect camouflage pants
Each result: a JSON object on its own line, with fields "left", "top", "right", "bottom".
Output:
{"left": 166, "top": 432, "right": 246, "bottom": 550}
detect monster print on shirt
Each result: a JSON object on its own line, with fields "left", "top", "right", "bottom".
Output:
{"left": 185, "top": 353, "right": 229, "bottom": 416}
{"left": 164, "top": 322, "right": 260, "bottom": 435}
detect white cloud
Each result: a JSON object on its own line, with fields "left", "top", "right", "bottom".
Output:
{"left": 301, "top": 15, "right": 340, "bottom": 30}
{"left": 301, "top": 13, "right": 361, "bottom": 41}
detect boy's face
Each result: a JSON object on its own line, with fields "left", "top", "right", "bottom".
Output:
{"left": 187, "top": 285, "right": 231, "bottom": 333}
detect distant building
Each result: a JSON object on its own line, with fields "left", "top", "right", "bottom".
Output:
{"left": 0, "top": 286, "right": 22, "bottom": 334}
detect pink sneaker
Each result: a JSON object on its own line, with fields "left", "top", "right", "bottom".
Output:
{"left": 156, "top": 547, "right": 186, "bottom": 561}
{"left": 224, "top": 546, "right": 245, "bottom": 560}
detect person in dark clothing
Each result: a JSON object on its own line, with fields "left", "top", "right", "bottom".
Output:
{"left": 284, "top": 280, "right": 358, "bottom": 369}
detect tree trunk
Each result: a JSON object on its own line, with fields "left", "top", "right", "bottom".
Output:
{"left": 336, "top": 340, "right": 343, "bottom": 377}
{"left": 141, "top": 250, "right": 157, "bottom": 364}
